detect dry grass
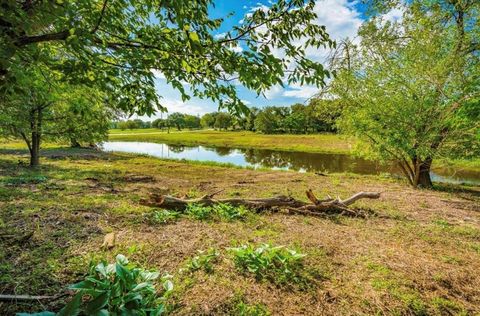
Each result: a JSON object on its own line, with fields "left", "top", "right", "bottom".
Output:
{"left": 0, "top": 147, "right": 479, "bottom": 315}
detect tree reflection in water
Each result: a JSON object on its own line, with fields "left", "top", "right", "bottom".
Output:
{"left": 101, "top": 141, "right": 480, "bottom": 185}
{"left": 240, "top": 148, "right": 391, "bottom": 175}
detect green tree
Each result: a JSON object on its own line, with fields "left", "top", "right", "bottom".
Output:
{"left": 332, "top": 0, "right": 480, "bottom": 188}
{"left": 0, "top": 66, "right": 112, "bottom": 165}
{"left": 213, "top": 112, "right": 232, "bottom": 130}
{"left": 200, "top": 113, "right": 217, "bottom": 129}
{"left": 255, "top": 107, "right": 279, "bottom": 134}
{"left": 118, "top": 120, "right": 140, "bottom": 130}
{"left": 152, "top": 118, "right": 167, "bottom": 129}
{"left": 167, "top": 113, "right": 186, "bottom": 131}
{"left": 1, "top": 0, "right": 334, "bottom": 117}
{"left": 184, "top": 114, "right": 201, "bottom": 129}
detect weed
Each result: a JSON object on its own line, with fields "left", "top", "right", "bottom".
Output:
{"left": 186, "top": 248, "right": 220, "bottom": 274}
{"left": 185, "top": 203, "right": 250, "bottom": 221}
{"left": 2, "top": 175, "right": 47, "bottom": 186}
{"left": 147, "top": 209, "right": 181, "bottom": 224}
{"left": 229, "top": 244, "right": 307, "bottom": 287}
{"left": 234, "top": 301, "right": 270, "bottom": 316}
{"left": 185, "top": 203, "right": 213, "bottom": 220}
{"left": 431, "top": 297, "right": 467, "bottom": 315}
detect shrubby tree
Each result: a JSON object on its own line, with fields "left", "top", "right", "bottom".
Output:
{"left": 332, "top": 0, "right": 480, "bottom": 187}
{"left": 117, "top": 120, "right": 141, "bottom": 130}
{"left": 213, "top": 112, "right": 232, "bottom": 130}
{"left": 152, "top": 118, "right": 168, "bottom": 130}
{"left": 0, "top": 66, "right": 113, "bottom": 165}
{"left": 200, "top": 113, "right": 217, "bottom": 129}
{"left": 167, "top": 113, "right": 186, "bottom": 131}
{"left": 184, "top": 114, "right": 201, "bottom": 129}
{"left": 254, "top": 107, "right": 279, "bottom": 134}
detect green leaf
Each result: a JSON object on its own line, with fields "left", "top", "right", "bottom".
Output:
{"left": 91, "top": 310, "right": 109, "bottom": 316}
{"left": 115, "top": 262, "right": 129, "bottom": 282}
{"left": 116, "top": 254, "right": 129, "bottom": 265}
{"left": 85, "top": 292, "right": 110, "bottom": 313}
{"left": 163, "top": 280, "right": 173, "bottom": 292}
{"left": 189, "top": 32, "right": 200, "bottom": 43}
{"left": 57, "top": 292, "right": 83, "bottom": 316}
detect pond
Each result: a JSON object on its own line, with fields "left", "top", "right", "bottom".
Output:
{"left": 101, "top": 141, "right": 480, "bottom": 185}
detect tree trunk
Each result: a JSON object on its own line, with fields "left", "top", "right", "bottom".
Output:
{"left": 416, "top": 158, "right": 433, "bottom": 188}
{"left": 30, "top": 131, "right": 40, "bottom": 167}
{"left": 29, "top": 105, "right": 43, "bottom": 167}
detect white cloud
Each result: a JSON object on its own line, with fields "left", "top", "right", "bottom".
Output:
{"left": 382, "top": 7, "right": 404, "bottom": 24}
{"left": 230, "top": 45, "right": 243, "bottom": 53}
{"left": 283, "top": 84, "right": 318, "bottom": 99}
{"left": 214, "top": 32, "right": 227, "bottom": 40}
{"left": 241, "top": 99, "right": 252, "bottom": 105}
{"left": 162, "top": 98, "right": 210, "bottom": 115}
{"left": 151, "top": 69, "right": 165, "bottom": 79}
{"left": 263, "top": 85, "right": 283, "bottom": 99}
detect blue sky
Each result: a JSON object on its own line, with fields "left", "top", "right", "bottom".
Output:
{"left": 140, "top": 0, "right": 388, "bottom": 120}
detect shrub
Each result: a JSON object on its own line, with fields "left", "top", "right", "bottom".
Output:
{"left": 229, "top": 244, "right": 307, "bottom": 286}
{"left": 186, "top": 248, "right": 220, "bottom": 274}
{"left": 21, "top": 254, "right": 173, "bottom": 315}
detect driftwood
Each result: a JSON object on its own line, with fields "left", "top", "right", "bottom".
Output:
{"left": 140, "top": 189, "right": 380, "bottom": 217}
{"left": 0, "top": 293, "right": 68, "bottom": 302}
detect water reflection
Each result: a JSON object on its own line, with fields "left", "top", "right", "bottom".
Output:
{"left": 101, "top": 141, "right": 479, "bottom": 185}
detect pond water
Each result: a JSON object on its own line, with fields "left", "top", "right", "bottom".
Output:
{"left": 101, "top": 141, "right": 480, "bottom": 185}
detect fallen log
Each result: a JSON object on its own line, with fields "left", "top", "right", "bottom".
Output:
{"left": 140, "top": 189, "right": 380, "bottom": 217}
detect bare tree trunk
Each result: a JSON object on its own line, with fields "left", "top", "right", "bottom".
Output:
{"left": 29, "top": 105, "right": 42, "bottom": 167}
{"left": 417, "top": 158, "right": 433, "bottom": 188}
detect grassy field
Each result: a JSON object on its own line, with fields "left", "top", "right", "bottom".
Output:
{"left": 108, "top": 129, "right": 353, "bottom": 154}
{"left": 1, "top": 144, "right": 479, "bottom": 315}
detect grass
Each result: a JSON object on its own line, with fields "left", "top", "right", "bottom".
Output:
{"left": 108, "top": 129, "right": 353, "bottom": 154}
{"left": 0, "top": 144, "right": 479, "bottom": 315}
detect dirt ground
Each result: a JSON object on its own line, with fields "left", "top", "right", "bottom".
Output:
{"left": 0, "top": 148, "right": 479, "bottom": 315}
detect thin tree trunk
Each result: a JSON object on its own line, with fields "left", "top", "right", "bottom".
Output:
{"left": 30, "top": 132, "right": 40, "bottom": 167}
{"left": 417, "top": 158, "right": 433, "bottom": 188}
{"left": 29, "top": 105, "right": 42, "bottom": 167}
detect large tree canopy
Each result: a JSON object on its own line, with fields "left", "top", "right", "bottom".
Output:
{"left": 332, "top": 0, "right": 480, "bottom": 187}
{"left": 1, "top": 0, "right": 334, "bottom": 116}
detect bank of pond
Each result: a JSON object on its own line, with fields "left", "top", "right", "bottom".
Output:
{"left": 101, "top": 141, "right": 480, "bottom": 186}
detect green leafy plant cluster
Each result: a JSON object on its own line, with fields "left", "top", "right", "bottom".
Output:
{"left": 21, "top": 254, "right": 173, "bottom": 316}
{"left": 229, "top": 244, "right": 307, "bottom": 286}
{"left": 186, "top": 248, "right": 220, "bottom": 274}
{"left": 146, "top": 210, "right": 181, "bottom": 225}
{"left": 185, "top": 203, "right": 249, "bottom": 221}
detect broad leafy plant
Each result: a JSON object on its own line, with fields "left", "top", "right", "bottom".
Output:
{"left": 229, "top": 244, "right": 307, "bottom": 286}
{"left": 186, "top": 248, "right": 220, "bottom": 274}
{"left": 21, "top": 254, "right": 173, "bottom": 315}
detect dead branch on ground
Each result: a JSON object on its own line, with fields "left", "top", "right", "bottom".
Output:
{"left": 140, "top": 189, "right": 380, "bottom": 217}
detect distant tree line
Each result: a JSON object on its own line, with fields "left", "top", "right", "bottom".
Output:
{"left": 113, "top": 99, "right": 343, "bottom": 134}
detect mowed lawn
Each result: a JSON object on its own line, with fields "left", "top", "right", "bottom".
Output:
{"left": 108, "top": 129, "right": 353, "bottom": 154}
{"left": 0, "top": 144, "right": 479, "bottom": 314}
